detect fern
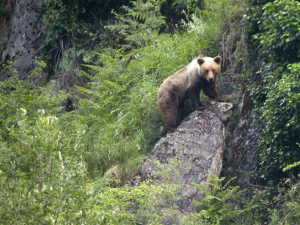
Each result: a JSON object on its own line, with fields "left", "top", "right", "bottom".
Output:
{"left": 105, "top": 0, "right": 166, "bottom": 51}
{"left": 184, "top": 177, "right": 258, "bottom": 225}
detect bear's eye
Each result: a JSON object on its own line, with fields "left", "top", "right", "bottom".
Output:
{"left": 205, "top": 70, "right": 208, "bottom": 74}
{"left": 212, "top": 69, "right": 215, "bottom": 73}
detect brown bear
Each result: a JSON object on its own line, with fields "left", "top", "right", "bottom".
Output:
{"left": 158, "top": 55, "right": 223, "bottom": 132}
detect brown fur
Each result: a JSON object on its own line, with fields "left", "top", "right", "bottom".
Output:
{"left": 158, "top": 56, "right": 223, "bottom": 132}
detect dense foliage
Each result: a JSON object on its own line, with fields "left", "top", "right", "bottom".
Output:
{"left": 257, "top": 63, "right": 300, "bottom": 178}
{"left": 250, "top": 0, "right": 300, "bottom": 179}
{"left": 253, "top": 0, "right": 299, "bottom": 62}
{"left": 0, "top": 0, "right": 299, "bottom": 224}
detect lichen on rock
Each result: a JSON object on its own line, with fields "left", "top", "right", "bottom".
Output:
{"left": 1, "top": 0, "right": 45, "bottom": 80}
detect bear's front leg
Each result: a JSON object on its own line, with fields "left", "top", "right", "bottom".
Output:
{"left": 203, "top": 82, "right": 224, "bottom": 102}
{"left": 188, "top": 90, "right": 207, "bottom": 110}
{"left": 196, "top": 104, "right": 208, "bottom": 110}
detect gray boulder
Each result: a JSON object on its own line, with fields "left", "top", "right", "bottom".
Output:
{"left": 1, "top": 0, "right": 45, "bottom": 80}
{"left": 137, "top": 101, "right": 233, "bottom": 213}
{"left": 221, "top": 91, "right": 261, "bottom": 187}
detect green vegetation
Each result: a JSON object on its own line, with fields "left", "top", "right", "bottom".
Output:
{"left": 184, "top": 177, "right": 250, "bottom": 224}
{"left": 258, "top": 63, "right": 300, "bottom": 178}
{"left": 250, "top": 0, "right": 300, "bottom": 180}
{"left": 0, "top": 0, "right": 299, "bottom": 223}
{"left": 184, "top": 175, "right": 300, "bottom": 224}
{"left": 252, "top": 0, "right": 299, "bottom": 62}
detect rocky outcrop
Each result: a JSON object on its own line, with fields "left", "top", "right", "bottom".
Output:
{"left": 128, "top": 101, "right": 233, "bottom": 215}
{"left": 221, "top": 91, "right": 261, "bottom": 187}
{"left": 1, "top": 0, "right": 45, "bottom": 80}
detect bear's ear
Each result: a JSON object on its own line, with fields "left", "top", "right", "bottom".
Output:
{"left": 197, "top": 57, "right": 205, "bottom": 65}
{"left": 213, "top": 56, "right": 222, "bottom": 65}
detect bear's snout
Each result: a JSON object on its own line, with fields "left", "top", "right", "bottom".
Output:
{"left": 209, "top": 78, "right": 214, "bottom": 83}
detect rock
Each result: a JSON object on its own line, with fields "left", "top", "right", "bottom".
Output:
{"left": 131, "top": 101, "right": 233, "bottom": 215}
{"left": 221, "top": 91, "right": 260, "bottom": 187}
{"left": 240, "top": 91, "right": 253, "bottom": 115}
{"left": 1, "top": 0, "right": 46, "bottom": 80}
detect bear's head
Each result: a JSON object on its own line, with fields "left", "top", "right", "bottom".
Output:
{"left": 197, "top": 56, "right": 222, "bottom": 84}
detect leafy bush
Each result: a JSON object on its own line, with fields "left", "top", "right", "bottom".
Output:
{"left": 183, "top": 174, "right": 300, "bottom": 225}
{"left": 257, "top": 63, "right": 300, "bottom": 178}
{"left": 0, "top": 73, "right": 181, "bottom": 223}
{"left": 0, "top": 109, "right": 88, "bottom": 224}
{"left": 0, "top": 70, "right": 90, "bottom": 223}
{"left": 271, "top": 161, "right": 300, "bottom": 224}
{"left": 0, "top": 73, "right": 64, "bottom": 141}
{"left": 269, "top": 179, "right": 300, "bottom": 224}
{"left": 253, "top": 0, "right": 300, "bottom": 62}
{"left": 86, "top": 179, "right": 179, "bottom": 224}
{"left": 0, "top": 108, "right": 179, "bottom": 223}
{"left": 245, "top": 0, "right": 300, "bottom": 182}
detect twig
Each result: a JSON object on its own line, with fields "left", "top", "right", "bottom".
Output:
{"left": 248, "top": 183, "right": 284, "bottom": 191}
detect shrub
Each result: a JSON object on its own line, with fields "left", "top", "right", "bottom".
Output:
{"left": 253, "top": 0, "right": 300, "bottom": 63}
{"left": 258, "top": 63, "right": 300, "bottom": 178}
{"left": 86, "top": 179, "right": 179, "bottom": 224}
{"left": 269, "top": 178, "right": 300, "bottom": 224}
{"left": 0, "top": 72, "right": 64, "bottom": 142}
{"left": 0, "top": 109, "right": 88, "bottom": 224}
{"left": 183, "top": 177, "right": 257, "bottom": 225}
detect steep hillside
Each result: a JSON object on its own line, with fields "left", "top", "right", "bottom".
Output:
{"left": 0, "top": 0, "right": 299, "bottom": 224}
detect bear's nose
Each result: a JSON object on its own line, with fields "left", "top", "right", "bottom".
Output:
{"left": 209, "top": 78, "right": 214, "bottom": 83}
